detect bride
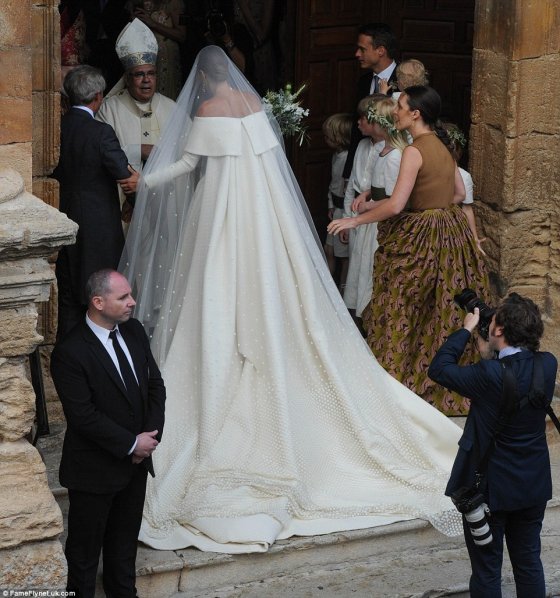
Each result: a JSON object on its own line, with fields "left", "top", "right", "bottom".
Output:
{"left": 120, "top": 45, "right": 462, "bottom": 554}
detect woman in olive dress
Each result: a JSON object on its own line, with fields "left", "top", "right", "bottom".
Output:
{"left": 329, "top": 86, "right": 488, "bottom": 415}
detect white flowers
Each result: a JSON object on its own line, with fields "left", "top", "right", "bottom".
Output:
{"left": 263, "top": 83, "right": 309, "bottom": 146}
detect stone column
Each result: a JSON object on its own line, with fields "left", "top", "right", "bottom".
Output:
{"left": 31, "top": 0, "right": 64, "bottom": 422}
{"left": 0, "top": 169, "right": 77, "bottom": 588}
{"left": 470, "top": 0, "right": 560, "bottom": 353}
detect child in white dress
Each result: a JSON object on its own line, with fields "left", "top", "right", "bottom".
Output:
{"left": 342, "top": 95, "right": 384, "bottom": 313}
{"left": 443, "top": 122, "right": 487, "bottom": 255}
{"left": 349, "top": 96, "right": 409, "bottom": 317}
{"left": 322, "top": 113, "right": 353, "bottom": 291}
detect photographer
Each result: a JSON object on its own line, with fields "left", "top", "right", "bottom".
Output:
{"left": 428, "top": 293, "right": 557, "bottom": 597}
{"left": 183, "top": 1, "right": 254, "bottom": 79}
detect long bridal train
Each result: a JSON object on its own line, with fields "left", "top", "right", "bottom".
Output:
{"left": 120, "top": 46, "right": 463, "bottom": 554}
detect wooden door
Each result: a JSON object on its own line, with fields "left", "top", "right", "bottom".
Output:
{"left": 385, "top": 0, "right": 475, "bottom": 136}
{"left": 290, "top": 0, "right": 475, "bottom": 232}
{"left": 289, "top": 1, "right": 386, "bottom": 240}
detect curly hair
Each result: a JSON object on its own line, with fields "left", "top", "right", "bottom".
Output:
{"left": 494, "top": 292, "right": 544, "bottom": 352}
{"left": 396, "top": 59, "right": 429, "bottom": 90}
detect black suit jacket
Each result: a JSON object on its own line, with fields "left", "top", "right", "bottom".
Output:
{"left": 51, "top": 318, "right": 166, "bottom": 494}
{"left": 428, "top": 328, "right": 557, "bottom": 511}
{"left": 343, "top": 67, "right": 398, "bottom": 179}
{"left": 54, "top": 108, "right": 130, "bottom": 305}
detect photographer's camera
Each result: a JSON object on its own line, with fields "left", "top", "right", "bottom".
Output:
{"left": 451, "top": 486, "right": 493, "bottom": 546}
{"left": 454, "top": 288, "right": 495, "bottom": 341}
{"left": 207, "top": 9, "right": 228, "bottom": 39}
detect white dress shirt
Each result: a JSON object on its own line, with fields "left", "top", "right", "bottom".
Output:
{"left": 344, "top": 139, "right": 384, "bottom": 217}
{"left": 86, "top": 314, "right": 139, "bottom": 453}
{"left": 370, "top": 61, "right": 397, "bottom": 94}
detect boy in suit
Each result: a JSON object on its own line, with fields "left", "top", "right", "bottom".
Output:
{"left": 429, "top": 293, "right": 557, "bottom": 597}
{"left": 51, "top": 269, "right": 166, "bottom": 598}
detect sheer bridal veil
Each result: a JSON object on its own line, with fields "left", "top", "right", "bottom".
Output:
{"left": 120, "top": 46, "right": 338, "bottom": 366}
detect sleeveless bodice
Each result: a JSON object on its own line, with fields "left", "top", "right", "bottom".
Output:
{"left": 408, "top": 132, "right": 455, "bottom": 210}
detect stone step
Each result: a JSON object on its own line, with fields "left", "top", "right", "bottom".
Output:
{"left": 51, "top": 489, "right": 560, "bottom": 598}
{"left": 140, "top": 519, "right": 471, "bottom": 598}
{"left": 40, "top": 406, "right": 560, "bottom": 598}
{"left": 134, "top": 501, "right": 560, "bottom": 598}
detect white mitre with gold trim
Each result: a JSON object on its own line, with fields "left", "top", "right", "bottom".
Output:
{"left": 115, "top": 18, "right": 158, "bottom": 70}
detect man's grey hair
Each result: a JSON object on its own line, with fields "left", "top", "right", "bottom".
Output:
{"left": 63, "top": 65, "right": 106, "bottom": 106}
{"left": 86, "top": 269, "right": 116, "bottom": 304}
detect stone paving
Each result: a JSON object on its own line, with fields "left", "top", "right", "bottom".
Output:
{"left": 37, "top": 409, "right": 560, "bottom": 597}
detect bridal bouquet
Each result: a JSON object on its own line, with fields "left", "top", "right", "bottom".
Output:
{"left": 263, "top": 83, "right": 309, "bottom": 146}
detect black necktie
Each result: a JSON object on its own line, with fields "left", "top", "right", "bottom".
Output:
{"left": 109, "top": 329, "right": 139, "bottom": 394}
{"left": 373, "top": 75, "right": 379, "bottom": 93}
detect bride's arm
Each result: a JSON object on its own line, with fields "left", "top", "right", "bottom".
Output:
{"left": 143, "top": 152, "right": 200, "bottom": 188}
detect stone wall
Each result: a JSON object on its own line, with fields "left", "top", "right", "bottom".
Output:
{"left": 470, "top": 0, "right": 560, "bottom": 358}
{"left": 0, "top": 0, "right": 33, "bottom": 188}
{"left": 0, "top": 0, "right": 78, "bottom": 589}
{"left": 0, "top": 169, "right": 77, "bottom": 588}
{"left": 31, "top": 0, "right": 65, "bottom": 423}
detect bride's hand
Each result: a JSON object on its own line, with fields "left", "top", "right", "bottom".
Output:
{"left": 327, "top": 217, "right": 358, "bottom": 236}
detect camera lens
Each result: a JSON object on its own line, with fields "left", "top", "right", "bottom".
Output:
{"left": 453, "top": 288, "right": 495, "bottom": 341}
{"left": 465, "top": 503, "right": 493, "bottom": 546}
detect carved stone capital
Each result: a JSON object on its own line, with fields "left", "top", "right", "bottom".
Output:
{"left": 0, "top": 168, "right": 77, "bottom": 261}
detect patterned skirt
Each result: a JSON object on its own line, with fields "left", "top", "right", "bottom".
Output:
{"left": 361, "top": 205, "right": 489, "bottom": 415}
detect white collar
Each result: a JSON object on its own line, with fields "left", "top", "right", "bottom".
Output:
{"left": 74, "top": 105, "right": 95, "bottom": 118}
{"left": 86, "top": 313, "right": 118, "bottom": 344}
{"left": 375, "top": 61, "right": 397, "bottom": 81}
{"left": 498, "top": 346, "right": 523, "bottom": 359}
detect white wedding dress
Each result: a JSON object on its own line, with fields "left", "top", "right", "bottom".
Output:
{"left": 131, "top": 110, "right": 463, "bottom": 553}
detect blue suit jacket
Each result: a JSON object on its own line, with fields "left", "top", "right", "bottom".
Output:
{"left": 428, "top": 328, "right": 557, "bottom": 511}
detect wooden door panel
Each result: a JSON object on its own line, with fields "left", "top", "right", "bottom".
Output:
{"left": 292, "top": 1, "right": 380, "bottom": 236}
{"left": 309, "top": 0, "right": 372, "bottom": 23}
{"left": 388, "top": 0, "right": 475, "bottom": 132}
{"left": 292, "top": 0, "right": 475, "bottom": 230}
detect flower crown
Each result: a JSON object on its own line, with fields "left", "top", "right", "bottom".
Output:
{"left": 366, "top": 106, "right": 398, "bottom": 135}
{"left": 446, "top": 127, "right": 466, "bottom": 148}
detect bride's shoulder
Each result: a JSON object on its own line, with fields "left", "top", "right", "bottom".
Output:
{"left": 242, "top": 92, "right": 263, "bottom": 112}
{"left": 196, "top": 91, "right": 263, "bottom": 118}
{"left": 196, "top": 98, "right": 230, "bottom": 117}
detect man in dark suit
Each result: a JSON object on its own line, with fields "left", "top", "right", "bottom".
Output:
{"left": 343, "top": 23, "right": 398, "bottom": 179}
{"left": 428, "top": 293, "right": 557, "bottom": 597}
{"left": 51, "top": 269, "right": 166, "bottom": 598}
{"left": 54, "top": 65, "right": 138, "bottom": 340}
